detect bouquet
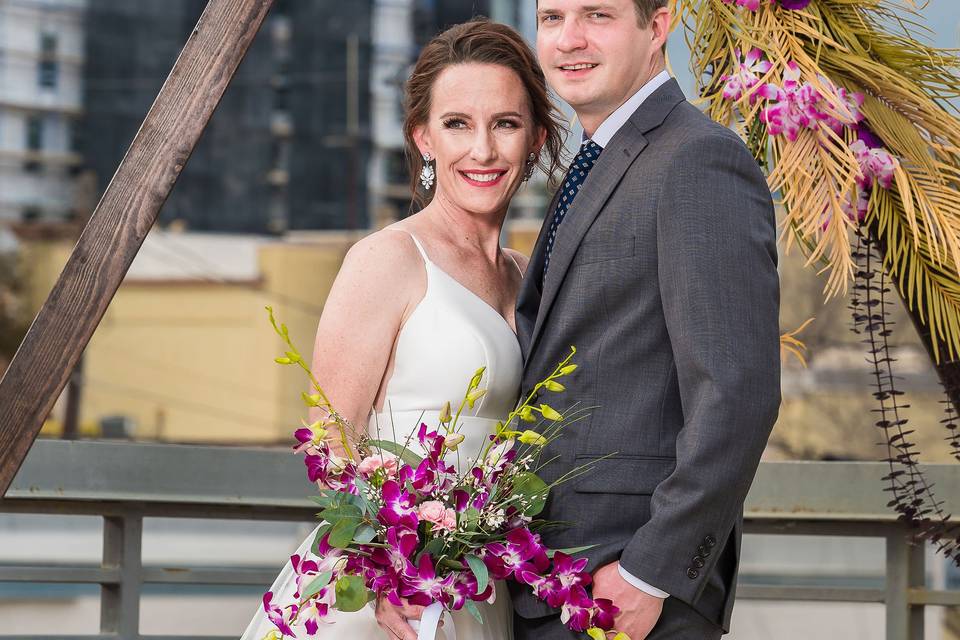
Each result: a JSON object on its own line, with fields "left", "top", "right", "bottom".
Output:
{"left": 262, "top": 307, "right": 628, "bottom": 640}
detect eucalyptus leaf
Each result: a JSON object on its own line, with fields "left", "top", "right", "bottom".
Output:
{"left": 329, "top": 517, "right": 361, "bottom": 549}
{"left": 353, "top": 524, "right": 377, "bottom": 544}
{"left": 335, "top": 575, "right": 369, "bottom": 613}
{"left": 319, "top": 504, "right": 363, "bottom": 526}
{"left": 464, "top": 554, "right": 489, "bottom": 594}
{"left": 300, "top": 571, "right": 332, "bottom": 600}
{"left": 463, "top": 600, "right": 484, "bottom": 625}
{"left": 367, "top": 439, "right": 424, "bottom": 468}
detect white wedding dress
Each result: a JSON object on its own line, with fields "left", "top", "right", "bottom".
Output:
{"left": 241, "top": 232, "right": 521, "bottom": 640}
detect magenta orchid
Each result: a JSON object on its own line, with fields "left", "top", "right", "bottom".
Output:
{"left": 377, "top": 479, "right": 420, "bottom": 530}
{"left": 721, "top": 48, "right": 772, "bottom": 103}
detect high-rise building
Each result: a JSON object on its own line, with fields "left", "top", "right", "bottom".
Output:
{"left": 78, "top": 0, "right": 374, "bottom": 233}
{"left": 0, "top": 0, "right": 86, "bottom": 223}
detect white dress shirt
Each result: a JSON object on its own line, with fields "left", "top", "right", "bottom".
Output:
{"left": 581, "top": 68, "right": 673, "bottom": 600}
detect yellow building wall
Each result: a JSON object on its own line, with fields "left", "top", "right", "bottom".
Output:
{"left": 17, "top": 223, "right": 539, "bottom": 444}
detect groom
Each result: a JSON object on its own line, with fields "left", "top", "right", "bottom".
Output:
{"left": 513, "top": 1, "right": 781, "bottom": 639}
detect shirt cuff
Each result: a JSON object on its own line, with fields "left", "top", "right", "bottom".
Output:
{"left": 618, "top": 563, "right": 670, "bottom": 599}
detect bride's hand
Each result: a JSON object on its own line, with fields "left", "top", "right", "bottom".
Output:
{"left": 374, "top": 595, "right": 425, "bottom": 640}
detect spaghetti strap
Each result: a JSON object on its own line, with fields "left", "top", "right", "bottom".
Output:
{"left": 505, "top": 250, "right": 522, "bottom": 277}
{"left": 398, "top": 230, "right": 431, "bottom": 264}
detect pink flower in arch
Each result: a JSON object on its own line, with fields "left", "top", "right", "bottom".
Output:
{"left": 721, "top": 48, "right": 772, "bottom": 102}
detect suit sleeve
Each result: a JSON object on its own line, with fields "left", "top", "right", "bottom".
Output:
{"left": 618, "top": 131, "right": 781, "bottom": 604}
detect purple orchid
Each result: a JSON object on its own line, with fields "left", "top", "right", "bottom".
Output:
{"left": 526, "top": 551, "right": 591, "bottom": 608}
{"left": 851, "top": 139, "right": 897, "bottom": 190}
{"left": 377, "top": 480, "right": 419, "bottom": 530}
{"left": 370, "top": 527, "right": 418, "bottom": 575}
{"left": 481, "top": 528, "right": 550, "bottom": 580}
{"left": 417, "top": 422, "right": 445, "bottom": 460}
{"left": 452, "top": 489, "right": 471, "bottom": 512}
{"left": 289, "top": 553, "right": 320, "bottom": 599}
{"left": 262, "top": 591, "right": 298, "bottom": 637}
{"left": 721, "top": 48, "right": 772, "bottom": 102}
{"left": 400, "top": 553, "right": 457, "bottom": 607}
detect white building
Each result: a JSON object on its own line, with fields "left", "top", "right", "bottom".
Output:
{"left": 0, "top": 0, "right": 86, "bottom": 222}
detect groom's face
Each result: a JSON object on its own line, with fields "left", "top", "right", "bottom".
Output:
{"left": 536, "top": 0, "right": 668, "bottom": 132}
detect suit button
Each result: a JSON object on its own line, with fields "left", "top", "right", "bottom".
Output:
{"left": 705, "top": 535, "right": 716, "bottom": 548}
{"left": 698, "top": 545, "right": 710, "bottom": 557}
{"left": 687, "top": 568, "right": 699, "bottom": 579}
{"left": 692, "top": 556, "right": 705, "bottom": 569}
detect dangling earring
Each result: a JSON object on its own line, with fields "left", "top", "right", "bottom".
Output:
{"left": 419, "top": 153, "right": 435, "bottom": 191}
{"left": 522, "top": 152, "right": 537, "bottom": 182}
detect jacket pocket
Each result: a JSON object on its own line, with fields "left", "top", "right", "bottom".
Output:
{"left": 572, "top": 454, "right": 675, "bottom": 495}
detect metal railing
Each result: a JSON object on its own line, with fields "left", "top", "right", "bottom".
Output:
{"left": 1, "top": 439, "right": 959, "bottom": 639}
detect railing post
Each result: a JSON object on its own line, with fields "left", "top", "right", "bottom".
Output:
{"left": 101, "top": 514, "right": 143, "bottom": 639}
{"left": 886, "top": 529, "right": 925, "bottom": 640}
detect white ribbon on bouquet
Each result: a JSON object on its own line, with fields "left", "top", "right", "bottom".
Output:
{"left": 409, "top": 601, "right": 456, "bottom": 640}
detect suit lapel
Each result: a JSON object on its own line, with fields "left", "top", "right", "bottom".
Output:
{"left": 524, "top": 79, "right": 686, "bottom": 369}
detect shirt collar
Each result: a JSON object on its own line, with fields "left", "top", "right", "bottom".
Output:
{"left": 585, "top": 70, "right": 672, "bottom": 149}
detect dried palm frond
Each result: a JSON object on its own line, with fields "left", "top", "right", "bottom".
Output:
{"left": 780, "top": 317, "right": 815, "bottom": 366}
{"left": 673, "top": 0, "right": 960, "bottom": 362}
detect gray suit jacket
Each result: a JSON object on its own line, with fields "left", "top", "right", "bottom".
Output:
{"left": 511, "top": 78, "right": 781, "bottom": 631}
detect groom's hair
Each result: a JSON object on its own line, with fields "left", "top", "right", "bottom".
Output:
{"left": 633, "top": 0, "right": 669, "bottom": 27}
{"left": 403, "top": 18, "right": 566, "bottom": 208}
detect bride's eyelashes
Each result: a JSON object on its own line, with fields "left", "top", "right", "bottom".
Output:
{"left": 439, "top": 117, "right": 524, "bottom": 131}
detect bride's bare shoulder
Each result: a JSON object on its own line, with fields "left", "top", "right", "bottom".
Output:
{"left": 339, "top": 226, "right": 425, "bottom": 283}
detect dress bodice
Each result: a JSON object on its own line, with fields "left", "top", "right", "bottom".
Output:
{"left": 367, "top": 232, "right": 523, "bottom": 465}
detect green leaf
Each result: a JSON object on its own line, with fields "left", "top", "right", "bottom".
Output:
{"left": 417, "top": 537, "right": 446, "bottom": 565}
{"left": 367, "top": 439, "right": 424, "bottom": 468}
{"left": 461, "top": 508, "right": 482, "bottom": 532}
{"left": 300, "top": 571, "right": 333, "bottom": 600}
{"left": 547, "top": 544, "right": 596, "bottom": 558}
{"left": 513, "top": 472, "right": 549, "bottom": 516}
{"left": 464, "top": 554, "right": 489, "bottom": 594}
{"left": 319, "top": 504, "right": 363, "bottom": 526}
{"left": 329, "top": 517, "right": 361, "bottom": 549}
{"left": 351, "top": 477, "right": 377, "bottom": 517}
{"left": 463, "top": 599, "right": 484, "bottom": 625}
{"left": 353, "top": 524, "right": 377, "bottom": 544}
{"left": 335, "top": 575, "right": 369, "bottom": 613}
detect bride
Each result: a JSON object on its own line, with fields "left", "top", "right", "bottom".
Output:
{"left": 241, "top": 19, "right": 565, "bottom": 640}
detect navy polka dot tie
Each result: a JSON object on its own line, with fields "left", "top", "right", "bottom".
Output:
{"left": 542, "top": 139, "right": 603, "bottom": 280}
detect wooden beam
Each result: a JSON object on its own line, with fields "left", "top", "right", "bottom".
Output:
{"left": 0, "top": 0, "right": 275, "bottom": 495}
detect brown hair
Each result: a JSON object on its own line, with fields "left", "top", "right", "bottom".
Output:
{"left": 404, "top": 18, "right": 566, "bottom": 207}
{"left": 632, "top": 0, "right": 669, "bottom": 27}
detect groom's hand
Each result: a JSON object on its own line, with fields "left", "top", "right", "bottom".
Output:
{"left": 592, "top": 562, "right": 664, "bottom": 640}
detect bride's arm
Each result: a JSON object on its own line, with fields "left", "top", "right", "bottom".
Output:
{"left": 306, "top": 230, "right": 425, "bottom": 456}
{"left": 308, "top": 229, "right": 429, "bottom": 639}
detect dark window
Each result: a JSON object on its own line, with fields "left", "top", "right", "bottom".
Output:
{"left": 26, "top": 117, "right": 43, "bottom": 151}
{"left": 38, "top": 33, "right": 58, "bottom": 89}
